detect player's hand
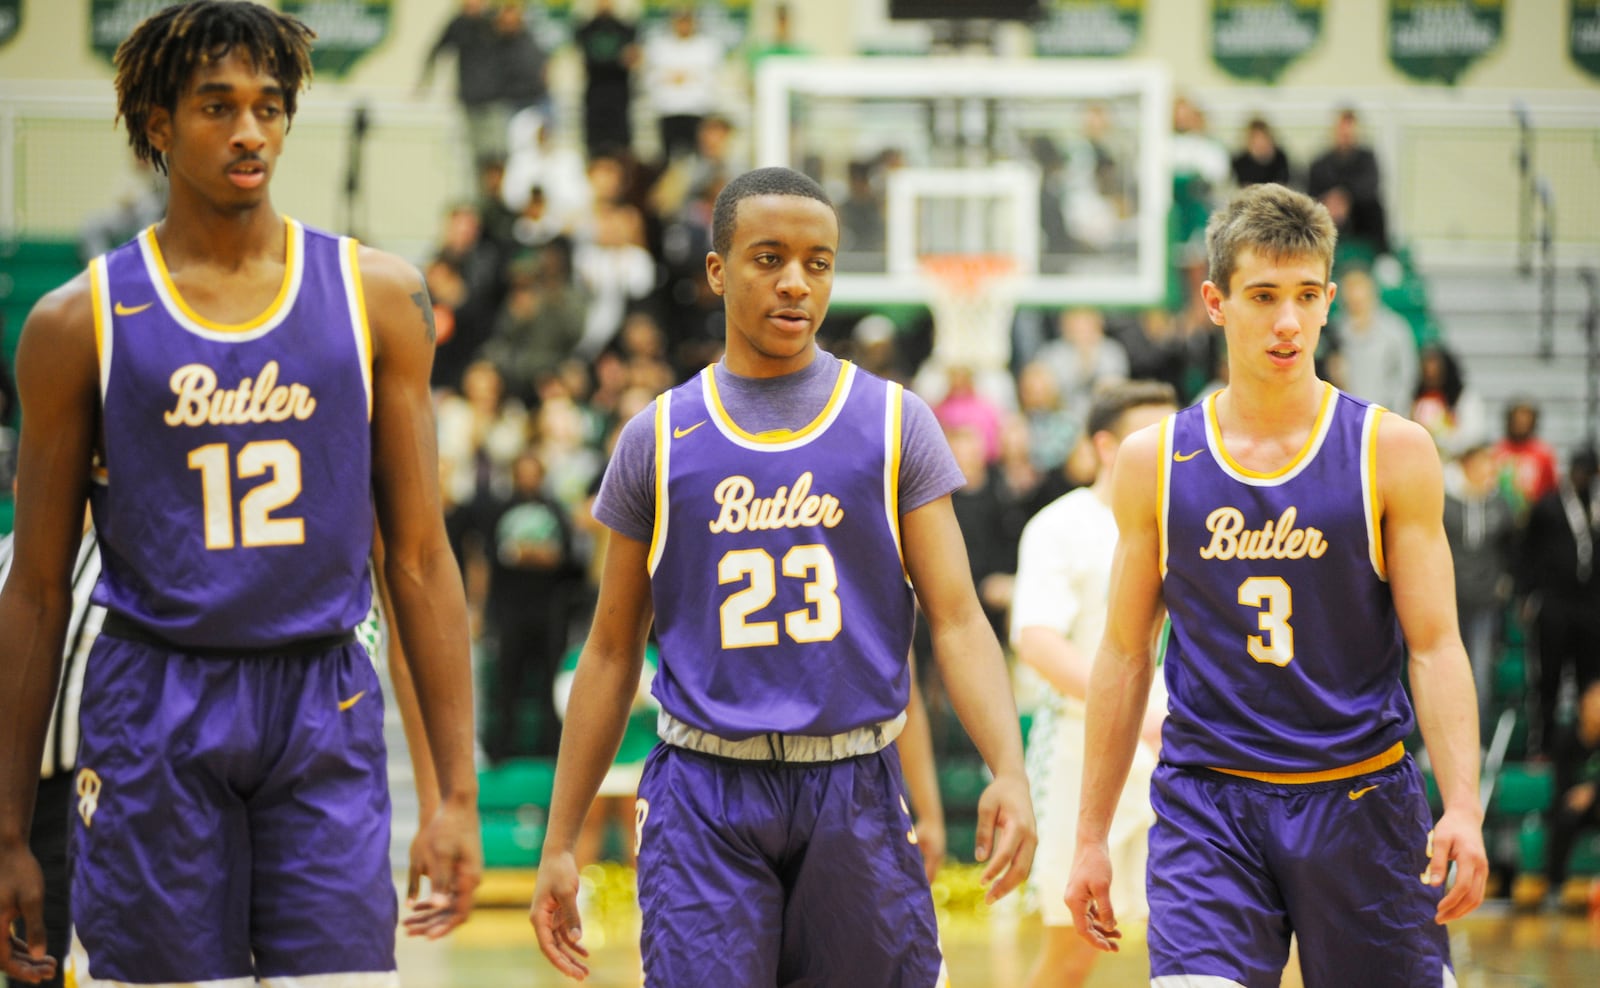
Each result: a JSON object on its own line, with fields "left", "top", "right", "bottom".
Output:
{"left": 403, "top": 800, "right": 483, "bottom": 940}
{"left": 973, "top": 771, "right": 1036, "bottom": 904}
{"left": 914, "top": 814, "right": 947, "bottom": 884}
{"left": 529, "top": 848, "right": 590, "bottom": 980}
{"left": 1065, "top": 839, "right": 1122, "bottom": 952}
{"left": 1424, "top": 809, "right": 1488, "bottom": 924}
{"left": 0, "top": 843, "right": 55, "bottom": 983}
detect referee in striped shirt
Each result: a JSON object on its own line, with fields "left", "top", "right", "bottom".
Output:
{"left": 0, "top": 521, "right": 100, "bottom": 988}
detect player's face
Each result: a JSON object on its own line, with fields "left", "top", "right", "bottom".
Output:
{"left": 1202, "top": 248, "right": 1334, "bottom": 387}
{"left": 707, "top": 194, "right": 837, "bottom": 379}
{"left": 148, "top": 50, "right": 287, "bottom": 212}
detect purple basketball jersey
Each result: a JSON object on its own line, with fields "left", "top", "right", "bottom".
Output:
{"left": 1159, "top": 385, "right": 1413, "bottom": 773}
{"left": 86, "top": 219, "right": 374, "bottom": 649}
{"left": 648, "top": 361, "right": 915, "bottom": 739}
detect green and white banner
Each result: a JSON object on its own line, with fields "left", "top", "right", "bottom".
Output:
{"left": 281, "top": 0, "right": 390, "bottom": 78}
{"left": 1573, "top": 0, "right": 1600, "bottom": 80}
{"left": 1387, "top": 0, "right": 1504, "bottom": 85}
{"left": 1211, "top": 0, "right": 1324, "bottom": 82}
{"left": 90, "top": 0, "right": 181, "bottom": 65}
{"left": 1035, "top": 0, "right": 1143, "bottom": 58}
{"left": 0, "top": 0, "right": 21, "bottom": 50}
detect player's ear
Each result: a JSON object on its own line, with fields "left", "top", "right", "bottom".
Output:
{"left": 705, "top": 251, "right": 726, "bottom": 297}
{"left": 146, "top": 106, "right": 172, "bottom": 155}
{"left": 1200, "top": 280, "right": 1226, "bottom": 326}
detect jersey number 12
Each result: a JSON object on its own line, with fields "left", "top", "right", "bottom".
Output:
{"left": 187, "top": 440, "right": 305, "bottom": 550}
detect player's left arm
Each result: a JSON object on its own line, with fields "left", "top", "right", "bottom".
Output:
{"left": 1378, "top": 412, "right": 1487, "bottom": 924}
{"left": 360, "top": 246, "right": 482, "bottom": 937}
{"left": 370, "top": 526, "right": 443, "bottom": 903}
{"left": 902, "top": 496, "right": 1036, "bottom": 903}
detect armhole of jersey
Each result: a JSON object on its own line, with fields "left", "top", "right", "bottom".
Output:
{"left": 339, "top": 237, "right": 374, "bottom": 421}
{"left": 647, "top": 394, "right": 670, "bottom": 575}
{"left": 884, "top": 380, "right": 907, "bottom": 581}
{"left": 88, "top": 256, "right": 112, "bottom": 402}
{"left": 1361, "top": 404, "right": 1388, "bottom": 581}
{"left": 1157, "top": 414, "right": 1173, "bottom": 579}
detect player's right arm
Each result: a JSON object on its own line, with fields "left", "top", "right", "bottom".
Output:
{"left": 529, "top": 528, "right": 653, "bottom": 980}
{"left": 1065, "top": 423, "right": 1164, "bottom": 953}
{"left": 0, "top": 276, "right": 97, "bottom": 983}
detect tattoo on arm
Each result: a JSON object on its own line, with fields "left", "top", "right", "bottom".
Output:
{"left": 409, "top": 286, "right": 437, "bottom": 345}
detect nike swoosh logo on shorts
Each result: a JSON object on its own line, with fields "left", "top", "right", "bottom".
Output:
{"left": 338, "top": 690, "right": 367, "bottom": 712}
{"left": 1348, "top": 784, "right": 1379, "bottom": 800}
{"left": 1173, "top": 448, "right": 1203, "bottom": 462}
{"left": 114, "top": 301, "right": 153, "bottom": 316}
{"left": 674, "top": 421, "right": 706, "bottom": 439}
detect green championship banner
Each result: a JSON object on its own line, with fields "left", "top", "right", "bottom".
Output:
{"left": 1573, "top": 0, "right": 1600, "bottom": 80}
{"left": 90, "top": 0, "right": 182, "bottom": 64}
{"left": 1211, "top": 0, "right": 1323, "bottom": 82}
{"left": 1387, "top": 0, "right": 1504, "bottom": 85}
{"left": 1035, "top": 0, "right": 1143, "bottom": 58}
{"left": 0, "top": 0, "right": 21, "bottom": 50}
{"left": 281, "top": 0, "right": 390, "bottom": 78}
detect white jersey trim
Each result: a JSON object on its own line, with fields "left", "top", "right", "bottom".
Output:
{"left": 701, "top": 361, "right": 857, "bottom": 452}
{"left": 1150, "top": 977, "right": 1246, "bottom": 987}
{"left": 647, "top": 393, "right": 671, "bottom": 576}
{"left": 1201, "top": 384, "right": 1337, "bottom": 488}
{"left": 1360, "top": 403, "right": 1388, "bottom": 581}
{"left": 69, "top": 933, "right": 398, "bottom": 988}
{"left": 337, "top": 236, "right": 373, "bottom": 420}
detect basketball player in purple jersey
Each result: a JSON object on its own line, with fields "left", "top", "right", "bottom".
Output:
{"left": 529, "top": 166, "right": 1036, "bottom": 985}
{"left": 0, "top": 3, "right": 481, "bottom": 983}
{"left": 1065, "top": 183, "right": 1487, "bottom": 987}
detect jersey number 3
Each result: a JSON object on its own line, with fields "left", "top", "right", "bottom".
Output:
{"left": 1237, "top": 576, "right": 1295, "bottom": 666}
{"left": 719, "top": 545, "right": 842, "bottom": 648}
{"left": 188, "top": 440, "right": 305, "bottom": 550}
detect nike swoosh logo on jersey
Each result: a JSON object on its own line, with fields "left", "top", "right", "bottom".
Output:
{"left": 1348, "top": 784, "right": 1379, "bottom": 800}
{"left": 1173, "top": 448, "right": 1203, "bottom": 462}
{"left": 338, "top": 690, "right": 367, "bottom": 712}
{"left": 113, "top": 301, "right": 154, "bottom": 316}
{"left": 674, "top": 421, "right": 707, "bottom": 439}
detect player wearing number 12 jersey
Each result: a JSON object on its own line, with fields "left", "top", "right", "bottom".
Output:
{"left": 1065, "top": 183, "right": 1487, "bottom": 988}
{"left": 0, "top": 4, "right": 480, "bottom": 984}
{"left": 529, "top": 167, "right": 1036, "bottom": 986}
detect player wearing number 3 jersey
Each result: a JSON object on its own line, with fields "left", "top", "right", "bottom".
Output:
{"left": 529, "top": 167, "right": 1036, "bottom": 986}
{"left": 1066, "top": 183, "right": 1487, "bottom": 988}
{"left": 0, "top": 4, "right": 481, "bottom": 984}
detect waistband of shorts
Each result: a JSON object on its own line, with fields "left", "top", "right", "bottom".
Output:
{"left": 1202, "top": 740, "right": 1406, "bottom": 786}
{"left": 657, "top": 709, "right": 907, "bottom": 763}
{"left": 101, "top": 613, "right": 356, "bottom": 659}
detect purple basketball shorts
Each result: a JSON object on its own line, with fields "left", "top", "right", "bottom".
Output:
{"left": 1146, "top": 756, "right": 1453, "bottom": 987}
{"left": 635, "top": 743, "right": 947, "bottom": 987}
{"left": 69, "top": 636, "right": 397, "bottom": 984}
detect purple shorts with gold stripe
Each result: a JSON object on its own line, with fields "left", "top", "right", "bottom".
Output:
{"left": 1147, "top": 755, "right": 1452, "bottom": 988}
{"left": 69, "top": 635, "right": 397, "bottom": 984}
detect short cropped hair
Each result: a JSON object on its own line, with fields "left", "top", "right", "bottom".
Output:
{"left": 1205, "top": 183, "right": 1338, "bottom": 296}
{"left": 1086, "top": 379, "right": 1179, "bottom": 439}
{"left": 711, "top": 167, "right": 834, "bottom": 257}
{"left": 114, "top": 1, "right": 315, "bottom": 174}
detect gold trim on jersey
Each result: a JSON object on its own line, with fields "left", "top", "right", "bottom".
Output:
{"left": 1208, "top": 740, "right": 1403, "bottom": 785}
{"left": 647, "top": 394, "right": 670, "bottom": 575}
{"left": 1204, "top": 382, "right": 1336, "bottom": 484}
{"left": 1362, "top": 404, "right": 1388, "bottom": 581}
{"left": 141, "top": 216, "right": 299, "bottom": 334}
{"left": 1157, "top": 414, "right": 1173, "bottom": 578}
{"left": 703, "top": 360, "right": 855, "bottom": 448}
{"left": 884, "top": 380, "right": 906, "bottom": 576}
{"left": 341, "top": 237, "right": 374, "bottom": 421}
{"left": 88, "top": 256, "right": 112, "bottom": 401}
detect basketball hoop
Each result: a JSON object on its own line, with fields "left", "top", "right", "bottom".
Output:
{"left": 919, "top": 253, "right": 1020, "bottom": 372}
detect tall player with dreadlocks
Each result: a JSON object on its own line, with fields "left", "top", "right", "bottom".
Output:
{"left": 0, "top": 2, "right": 481, "bottom": 983}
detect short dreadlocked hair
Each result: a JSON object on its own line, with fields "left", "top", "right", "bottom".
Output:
{"left": 114, "top": 1, "right": 315, "bottom": 174}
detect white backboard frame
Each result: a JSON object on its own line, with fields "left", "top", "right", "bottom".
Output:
{"left": 755, "top": 56, "right": 1173, "bottom": 308}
